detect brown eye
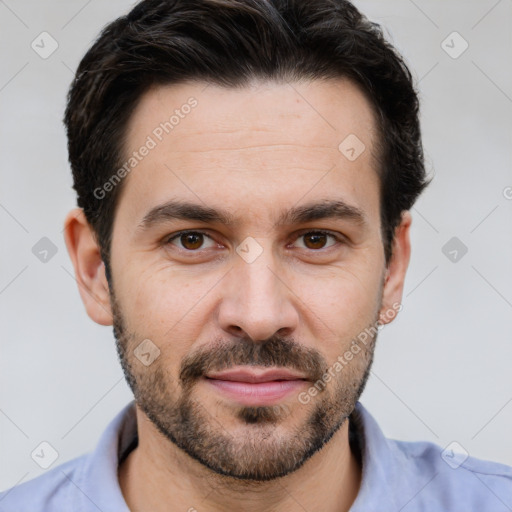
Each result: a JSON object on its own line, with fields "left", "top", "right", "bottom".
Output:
{"left": 303, "top": 232, "right": 328, "bottom": 249}
{"left": 180, "top": 232, "right": 203, "bottom": 250}
{"left": 294, "top": 231, "right": 340, "bottom": 250}
{"left": 166, "top": 231, "right": 215, "bottom": 251}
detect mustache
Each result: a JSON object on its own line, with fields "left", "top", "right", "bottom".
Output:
{"left": 179, "top": 335, "right": 328, "bottom": 388}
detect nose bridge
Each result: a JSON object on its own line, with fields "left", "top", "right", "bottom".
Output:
{"left": 218, "top": 238, "right": 298, "bottom": 340}
{"left": 240, "top": 248, "right": 279, "bottom": 307}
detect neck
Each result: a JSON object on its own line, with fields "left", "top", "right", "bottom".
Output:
{"left": 118, "top": 406, "right": 362, "bottom": 512}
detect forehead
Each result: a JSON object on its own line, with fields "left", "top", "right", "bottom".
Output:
{"left": 115, "top": 78, "right": 381, "bottom": 234}
{"left": 124, "top": 78, "right": 378, "bottom": 158}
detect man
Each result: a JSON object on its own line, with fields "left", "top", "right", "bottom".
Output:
{"left": 1, "top": 0, "right": 510, "bottom": 510}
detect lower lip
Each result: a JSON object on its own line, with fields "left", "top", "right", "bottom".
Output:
{"left": 204, "top": 378, "right": 306, "bottom": 406}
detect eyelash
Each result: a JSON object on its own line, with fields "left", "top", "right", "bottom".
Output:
{"left": 164, "top": 229, "right": 345, "bottom": 252}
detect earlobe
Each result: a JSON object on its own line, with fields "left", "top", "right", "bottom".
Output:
{"left": 63, "top": 208, "right": 113, "bottom": 326}
{"left": 378, "top": 210, "right": 412, "bottom": 326}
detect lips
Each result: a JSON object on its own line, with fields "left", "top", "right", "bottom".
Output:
{"left": 204, "top": 367, "right": 308, "bottom": 406}
{"left": 206, "top": 367, "right": 308, "bottom": 383}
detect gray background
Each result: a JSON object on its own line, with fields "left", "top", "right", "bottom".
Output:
{"left": 1, "top": 0, "right": 511, "bottom": 492}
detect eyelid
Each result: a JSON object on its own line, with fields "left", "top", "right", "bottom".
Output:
{"left": 292, "top": 228, "right": 344, "bottom": 240}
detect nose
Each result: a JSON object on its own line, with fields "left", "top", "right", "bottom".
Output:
{"left": 216, "top": 243, "right": 299, "bottom": 342}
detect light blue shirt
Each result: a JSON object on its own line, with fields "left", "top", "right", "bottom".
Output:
{"left": 1, "top": 400, "right": 511, "bottom": 511}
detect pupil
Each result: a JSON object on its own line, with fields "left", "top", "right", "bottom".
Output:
{"left": 183, "top": 233, "right": 202, "bottom": 249}
{"left": 306, "top": 233, "right": 326, "bottom": 249}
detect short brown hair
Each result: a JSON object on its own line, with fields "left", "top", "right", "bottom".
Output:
{"left": 64, "top": 0, "right": 431, "bottom": 283}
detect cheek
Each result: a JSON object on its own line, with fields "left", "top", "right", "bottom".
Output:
{"left": 303, "top": 272, "right": 381, "bottom": 349}
{"left": 126, "top": 268, "right": 215, "bottom": 350}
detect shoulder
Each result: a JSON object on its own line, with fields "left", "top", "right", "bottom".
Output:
{"left": 0, "top": 455, "right": 87, "bottom": 512}
{"left": 0, "top": 401, "right": 136, "bottom": 512}
{"left": 351, "top": 402, "right": 512, "bottom": 511}
{"left": 391, "top": 438, "right": 512, "bottom": 510}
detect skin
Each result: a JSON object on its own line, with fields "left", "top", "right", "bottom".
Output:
{"left": 64, "top": 78, "right": 412, "bottom": 512}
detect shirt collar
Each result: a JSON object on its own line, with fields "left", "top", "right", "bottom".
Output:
{"left": 77, "top": 400, "right": 399, "bottom": 511}
{"left": 77, "top": 400, "right": 136, "bottom": 512}
{"left": 348, "top": 402, "right": 402, "bottom": 511}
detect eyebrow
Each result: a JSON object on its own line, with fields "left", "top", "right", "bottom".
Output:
{"left": 136, "top": 198, "right": 368, "bottom": 232}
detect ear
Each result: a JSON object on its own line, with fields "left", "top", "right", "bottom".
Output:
{"left": 63, "top": 208, "right": 113, "bottom": 326}
{"left": 378, "top": 210, "right": 412, "bottom": 325}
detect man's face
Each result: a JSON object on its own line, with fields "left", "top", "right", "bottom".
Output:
{"left": 107, "top": 79, "right": 392, "bottom": 480}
